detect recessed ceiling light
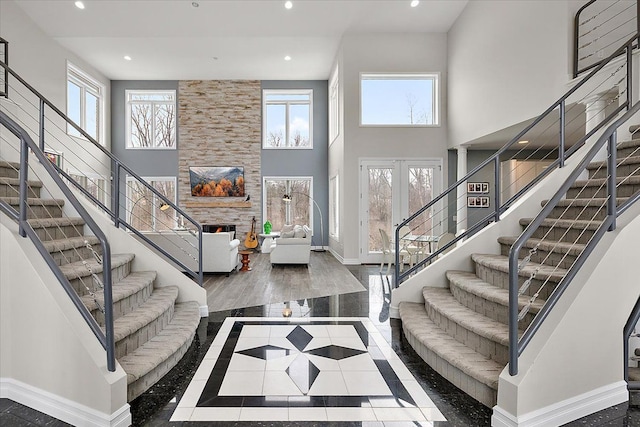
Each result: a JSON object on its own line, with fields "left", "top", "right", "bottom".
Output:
{"left": 284, "top": 55, "right": 292, "bottom": 61}
{"left": 191, "top": 1, "right": 199, "bottom": 7}
{"left": 410, "top": 0, "right": 420, "bottom": 7}
{"left": 518, "top": 140, "right": 529, "bottom": 144}
{"left": 124, "top": 55, "right": 132, "bottom": 61}
{"left": 284, "top": 1, "right": 293, "bottom": 9}
{"left": 74, "top": 1, "right": 85, "bottom": 9}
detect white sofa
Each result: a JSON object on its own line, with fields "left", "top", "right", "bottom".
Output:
{"left": 270, "top": 225, "right": 312, "bottom": 265}
{"left": 143, "top": 230, "right": 240, "bottom": 275}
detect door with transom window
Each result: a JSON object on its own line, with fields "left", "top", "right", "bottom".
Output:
{"left": 360, "top": 159, "right": 442, "bottom": 264}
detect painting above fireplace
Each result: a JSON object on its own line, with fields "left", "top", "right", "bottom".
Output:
{"left": 189, "top": 166, "right": 245, "bottom": 197}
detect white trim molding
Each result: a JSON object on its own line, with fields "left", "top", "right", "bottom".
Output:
{"left": 492, "top": 381, "right": 628, "bottom": 427}
{"left": 199, "top": 305, "right": 209, "bottom": 317}
{"left": 0, "top": 378, "right": 131, "bottom": 427}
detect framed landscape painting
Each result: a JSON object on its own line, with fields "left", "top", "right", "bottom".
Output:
{"left": 189, "top": 166, "right": 245, "bottom": 197}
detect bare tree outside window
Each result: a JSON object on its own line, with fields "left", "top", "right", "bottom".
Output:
{"left": 127, "top": 91, "right": 176, "bottom": 148}
{"left": 264, "top": 178, "right": 311, "bottom": 231}
{"left": 126, "top": 178, "right": 176, "bottom": 231}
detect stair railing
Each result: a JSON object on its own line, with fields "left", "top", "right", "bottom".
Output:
{"left": 0, "top": 110, "right": 116, "bottom": 372}
{"left": 508, "top": 100, "right": 640, "bottom": 376}
{"left": 0, "top": 56, "right": 204, "bottom": 286}
{"left": 0, "top": 37, "right": 7, "bottom": 98}
{"left": 624, "top": 296, "right": 640, "bottom": 390}
{"left": 395, "top": 34, "right": 637, "bottom": 287}
{"left": 574, "top": 0, "right": 639, "bottom": 77}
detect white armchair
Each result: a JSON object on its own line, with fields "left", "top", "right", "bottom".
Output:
{"left": 270, "top": 225, "right": 312, "bottom": 265}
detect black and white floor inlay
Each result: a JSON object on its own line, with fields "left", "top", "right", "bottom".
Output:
{"left": 171, "top": 317, "right": 447, "bottom": 423}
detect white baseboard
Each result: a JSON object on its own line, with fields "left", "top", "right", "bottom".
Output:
{"left": 492, "top": 381, "right": 628, "bottom": 427}
{"left": 326, "top": 248, "right": 360, "bottom": 265}
{"left": 0, "top": 377, "right": 131, "bottom": 427}
{"left": 199, "top": 305, "right": 209, "bottom": 317}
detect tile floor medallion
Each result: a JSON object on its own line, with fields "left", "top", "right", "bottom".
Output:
{"left": 171, "top": 317, "right": 447, "bottom": 423}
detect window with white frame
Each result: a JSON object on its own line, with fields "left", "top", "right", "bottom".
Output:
{"left": 329, "top": 66, "right": 339, "bottom": 143}
{"left": 69, "top": 172, "right": 108, "bottom": 206}
{"left": 126, "top": 176, "right": 176, "bottom": 231}
{"left": 263, "top": 90, "right": 313, "bottom": 149}
{"left": 329, "top": 174, "right": 339, "bottom": 240}
{"left": 360, "top": 73, "right": 439, "bottom": 126}
{"left": 126, "top": 90, "right": 176, "bottom": 149}
{"left": 67, "top": 63, "right": 104, "bottom": 143}
{"left": 263, "top": 177, "right": 312, "bottom": 232}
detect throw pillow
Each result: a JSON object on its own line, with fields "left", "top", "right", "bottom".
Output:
{"left": 281, "top": 231, "right": 295, "bottom": 238}
{"left": 293, "top": 225, "right": 305, "bottom": 238}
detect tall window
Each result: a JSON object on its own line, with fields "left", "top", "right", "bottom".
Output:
{"left": 329, "top": 66, "right": 339, "bottom": 144}
{"left": 263, "top": 177, "right": 312, "bottom": 232}
{"left": 126, "top": 90, "right": 176, "bottom": 149}
{"left": 360, "top": 73, "right": 439, "bottom": 126}
{"left": 329, "top": 174, "right": 339, "bottom": 240}
{"left": 67, "top": 63, "right": 103, "bottom": 143}
{"left": 126, "top": 176, "right": 176, "bottom": 231}
{"left": 263, "top": 90, "right": 313, "bottom": 149}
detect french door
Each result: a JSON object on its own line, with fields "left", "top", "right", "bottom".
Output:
{"left": 360, "top": 159, "right": 443, "bottom": 263}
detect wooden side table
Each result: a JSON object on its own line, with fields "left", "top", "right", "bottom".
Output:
{"left": 239, "top": 250, "right": 252, "bottom": 271}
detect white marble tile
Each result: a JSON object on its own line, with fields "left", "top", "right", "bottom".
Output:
{"left": 218, "top": 371, "right": 264, "bottom": 395}
{"left": 190, "top": 407, "right": 241, "bottom": 422}
{"left": 263, "top": 370, "right": 303, "bottom": 395}
{"left": 304, "top": 337, "right": 333, "bottom": 351}
{"left": 420, "top": 407, "right": 447, "bottom": 421}
{"left": 338, "top": 353, "right": 379, "bottom": 371}
{"left": 382, "top": 421, "right": 433, "bottom": 427}
{"left": 402, "top": 380, "right": 436, "bottom": 408}
{"left": 331, "top": 336, "right": 367, "bottom": 351}
{"left": 227, "top": 353, "right": 266, "bottom": 371}
{"left": 342, "top": 370, "right": 392, "bottom": 395}
{"left": 193, "top": 358, "right": 216, "bottom": 380}
{"left": 241, "top": 324, "right": 272, "bottom": 337}
{"left": 326, "top": 324, "right": 361, "bottom": 339}
{"left": 308, "top": 371, "right": 348, "bottom": 395}
{"left": 234, "top": 336, "right": 270, "bottom": 351}
{"left": 306, "top": 353, "right": 340, "bottom": 371}
{"left": 239, "top": 407, "right": 289, "bottom": 421}
{"left": 269, "top": 325, "right": 296, "bottom": 337}
{"left": 388, "top": 358, "right": 415, "bottom": 380}
{"left": 177, "top": 379, "right": 207, "bottom": 407}
{"left": 326, "top": 407, "right": 378, "bottom": 421}
{"left": 203, "top": 344, "right": 223, "bottom": 360}
{"left": 300, "top": 324, "right": 330, "bottom": 337}
{"left": 288, "top": 407, "right": 328, "bottom": 421}
{"left": 268, "top": 336, "right": 300, "bottom": 351}
{"left": 168, "top": 407, "right": 193, "bottom": 421}
{"left": 265, "top": 352, "right": 298, "bottom": 370}
{"left": 372, "top": 407, "right": 426, "bottom": 421}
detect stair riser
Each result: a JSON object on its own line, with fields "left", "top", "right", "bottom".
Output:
{"left": 617, "top": 146, "right": 640, "bottom": 158}
{"left": 69, "top": 260, "right": 132, "bottom": 297}
{"left": 567, "top": 183, "right": 640, "bottom": 199}
{"left": 92, "top": 282, "right": 155, "bottom": 325}
{"left": 8, "top": 203, "right": 63, "bottom": 219}
{"left": 474, "top": 263, "right": 557, "bottom": 301}
{"left": 547, "top": 205, "right": 608, "bottom": 221}
{"left": 449, "top": 284, "right": 536, "bottom": 330}
{"left": 530, "top": 224, "right": 596, "bottom": 245}
{"left": 590, "top": 163, "right": 640, "bottom": 179}
{"left": 115, "top": 304, "right": 175, "bottom": 359}
{"left": 0, "top": 166, "right": 19, "bottom": 179}
{"left": 424, "top": 301, "right": 509, "bottom": 365}
{"left": 51, "top": 245, "right": 103, "bottom": 267}
{"left": 0, "top": 184, "right": 40, "bottom": 198}
{"left": 33, "top": 223, "right": 84, "bottom": 241}
{"left": 500, "top": 244, "right": 578, "bottom": 270}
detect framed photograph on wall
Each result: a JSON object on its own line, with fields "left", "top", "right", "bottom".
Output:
{"left": 468, "top": 182, "right": 489, "bottom": 194}
{"left": 468, "top": 195, "right": 490, "bottom": 208}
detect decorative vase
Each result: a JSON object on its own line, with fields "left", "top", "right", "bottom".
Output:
{"left": 264, "top": 220, "right": 272, "bottom": 234}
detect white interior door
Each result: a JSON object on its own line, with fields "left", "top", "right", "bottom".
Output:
{"left": 360, "top": 158, "right": 442, "bottom": 264}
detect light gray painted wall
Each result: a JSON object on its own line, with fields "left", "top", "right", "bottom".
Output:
{"left": 261, "top": 80, "right": 329, "bottom": 248}
{"left": 447, "top": 0, "right": 575, "bottom": 148}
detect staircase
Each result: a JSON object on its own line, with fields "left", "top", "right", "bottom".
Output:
{"left": 398, "top": 128, "right": 640, "bottom": 407}
{"left": 0, "top": 160, "right": 201, "bottom": 402}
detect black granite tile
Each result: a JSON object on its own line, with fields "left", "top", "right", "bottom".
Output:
{"left": 306, "top": 345, "right": 367, "bottom": 360}
{"left": 287, "top": 325, "right": 314, "bottom": 351}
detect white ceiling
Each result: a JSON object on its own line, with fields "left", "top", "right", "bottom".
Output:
{"left": 14, "top": 0, "right": 468, "bottom": 81}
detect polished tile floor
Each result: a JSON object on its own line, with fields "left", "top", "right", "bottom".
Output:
{"left": 3, "top": 264, "right": 640, "bottom": 426}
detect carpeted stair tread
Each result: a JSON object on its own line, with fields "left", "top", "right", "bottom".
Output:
{"left": 587, "top": 154, "right": 640, "bottom": 170}
{"left": 28, "top": 216, "right": 85, "bottom": 228}
{"left": 630, "top": 125, "right": 639, "bottom": 135}
{"left": 0, "top": 196, "right": 65, "bottom": 206}
{"left": 618, "top": 138, "right": 640, "bottom": 150}
{"left": 446, "top": 270, "right": 545, "bottom": 314}
{"left": 81, "top": 271, "right": 157, "bottom": 312}
{"left": 543, "top": 197, "right": 626, "bottom": 207}
{"left": 112, "top": 286, "right": 179, "bottom": 343}
{"left": 472, "top": 253, "right": 567, "bottom": 283}
{"left": 497, "top": 236, "right": 585, "bottom": 256}
{"left": 572, "top": 175, "right": 640, "bottom": 189}
{"left": 42, "top": 235, "right": 100, "bottom": 254}
{"left": 399, "top": 301, "right": 502, "bottom": 389}
{"left": 0, "top": 160, "right": 20, "bottom": 170}
{"left": 423, "top": 287, "right": 510, "bottom": 345}
{"left": 119, "top": 301, "right": 201, "bottom": 384}
{"left": 58, "top": 253, "right": 135, "bottom": 281}
{"left": 519, "top": 217, "right": 602, "bottom": 231}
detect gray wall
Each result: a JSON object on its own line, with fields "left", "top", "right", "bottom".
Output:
{"left": 111, "top": 80, "right": 179, "bottom": 179}
{"left": 261, "top": 80, "right": 329, "bottom": 248}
